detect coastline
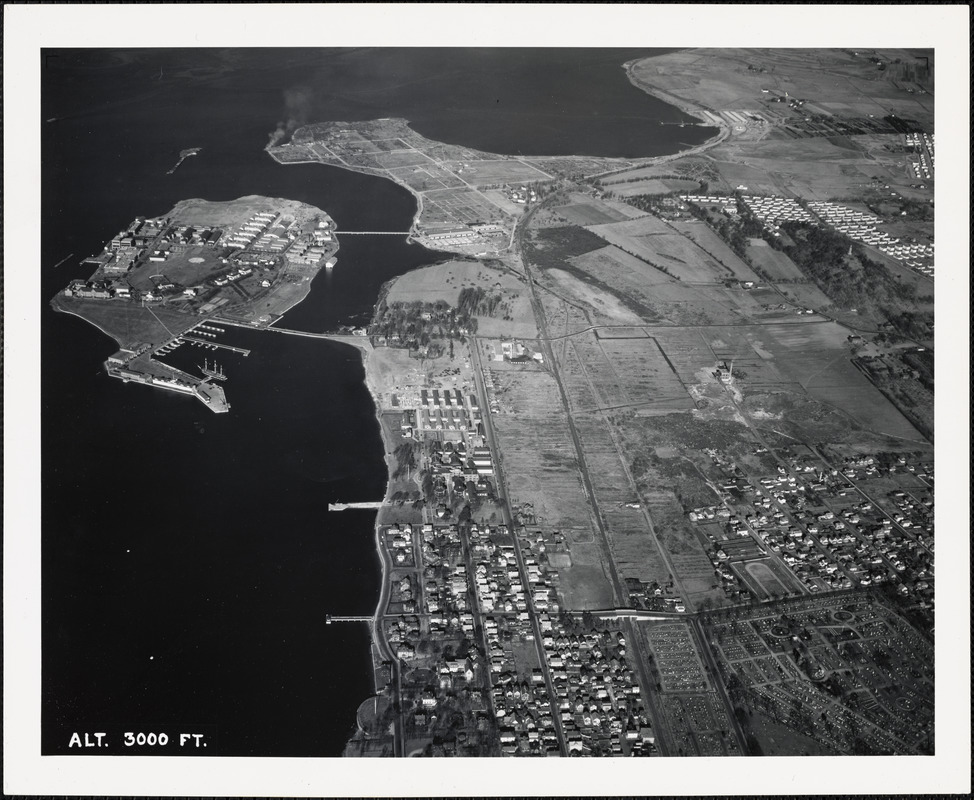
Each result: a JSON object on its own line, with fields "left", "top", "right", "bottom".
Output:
{"left": 331, "top": 55, "right": 740, "bottom": 754}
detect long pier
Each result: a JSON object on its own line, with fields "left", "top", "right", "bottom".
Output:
{"left": 181, "top": 336, "right": 251, "bottom": 356}
{"left": 326, "top": 615, "right": 373, "bottom": 625}
{"left": 328, "top": 501, "right": 384, "bottom": 512}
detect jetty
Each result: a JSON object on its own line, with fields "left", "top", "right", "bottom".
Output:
{"left": 326, "top": 615, "right": 373, "bottom": 625}
{"left": 328, "top": 501, "right": 384, "bottom": 512}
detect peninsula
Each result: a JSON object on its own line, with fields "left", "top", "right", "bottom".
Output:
{"left": 280, "top": 49, "right": 935, "bottom": 758}
{"left": 51, "top": 195, "right": 342, "bottom": 411}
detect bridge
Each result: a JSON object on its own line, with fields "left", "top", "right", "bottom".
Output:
{"left": 333, "top": 231, "right": 411, "bottom": 236}
{"left": 211, "top": 318, "right": 373, "bottom": 352}
{"left": 267, "top": 327, "right": 374, "bottom": 352}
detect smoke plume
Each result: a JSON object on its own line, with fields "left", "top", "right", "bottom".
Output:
{"left": 267, "top": 86, "right": 315, "bottom": 147}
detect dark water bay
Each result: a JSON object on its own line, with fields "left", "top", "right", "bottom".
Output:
{"left": 41, "top": 48, "right": 713, "bottom": 756}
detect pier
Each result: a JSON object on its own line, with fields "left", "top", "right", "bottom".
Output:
{"left": 328, "top": 501, "right": 384, "bottom": 511}
{"left": 181, "top": 336, "right": 251, "bottom": 356}
{"left": 326, "top": 614, "right": 374, "bottom": 625}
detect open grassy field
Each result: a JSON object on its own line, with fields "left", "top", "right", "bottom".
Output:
{"left": 170, "top": 196, "right": 321, "bottom": 228}
{"left": 564, "top": 245, "right": 767, "bottom": 326}
{"left": 56, "top": 296, "right": 196, "bottom": 347}
{"left": 451, "top": 159, "right": 552, "bottom": 186}
{"left": 746, "top": 238, "right": 806, "bottom": 280}
{"left": 487, "top": 364, "right": 596, "bottom": 531}
{"left": 388, "top": 163, "right": 467, "bottom": 192}
{"left": 543, "top": 268, "right": 645, "bottom": 325}
{"left": 371, "top": 149, "right": 431, "bottom": 169}
{"left": 609, "top": 178, "right": 701, "bottom": 197}
{"left": 555, "top": 203, "right": 626, "bottom": 226}
{"left": 628, "top": 48, "right": 933, "bottom": 127}
{"left": 584, "top": 216, "right": 761, "bottom": 284}
{"left": 597, "top": 335, "right": 697, "bottom": 413}
{"left": 670, "top": 220, "right": 761, "bottom": 282}
{"left": 384, "top": 257, "right": 537, "bottom": 340}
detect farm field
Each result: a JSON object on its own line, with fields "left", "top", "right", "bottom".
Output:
{"left": 450, "top": 159, "right": 553, "bottom": 186}
{"left": 564, "top": 245, "right": 767, "bottom": 326}
{"left": 555, "top": 203, "right": 626, "bottom": 226}
{"left": 585, "top": 217, "right": 760, "bottom": 285}
{"left": 594, "top": 334, "right": 696, "bottom": 413}
{"left": 669, "top": 220, "right": 761, "bottom": 282}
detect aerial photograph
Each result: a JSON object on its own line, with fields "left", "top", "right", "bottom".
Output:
{"left": 5, "top": 4, "right": 970, "bottom": 797}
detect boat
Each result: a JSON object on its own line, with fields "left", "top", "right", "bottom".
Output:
{"left": 200, "top": 358, "right": 227, "bottom": 381}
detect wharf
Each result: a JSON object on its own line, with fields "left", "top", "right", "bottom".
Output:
{"left": 182, "top": 336, "right": 251, "bottom": 356}
{"left": 108, "top": 362, "right": 229, "bottom": 413}
{"left": 329, "top": 501, "right": 384, "bottom": 512}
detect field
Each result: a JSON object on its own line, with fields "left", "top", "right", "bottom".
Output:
{"left": 388, "top": 164, "right": 467, "bottom": 192}
{"left": 542, "top": 268, "right": 645, "bottom": 326}
{"left": 746, "top": 238, "right": 806, "bottom": 280}
{"left": 628, "top": 48, "right": 933, "bottom": 128}
{"left": 450, "top": 159, "right": 553, "bottom": 186}
{"left": 422, "top": 187, "right": 509, "bottom": 225}
{"left": 560, "top": 245, "right": 768, "bottom": 326}
{"left": 584, "top": 216, "right": 762, "bottom": 285}
{"left": 54, "top": 296, "right": 194, "bottom": 348}
{"left": 168, "top": 196, "right": 320, "bottom": 228}
{"left": 669, "top": 220, "right": 761, "bottom": 281}
{"left": 554, "top": 203, "right": 626, "bottom": 226}
{"left": 384, "top": 260, "right": 538, "bottom": 339}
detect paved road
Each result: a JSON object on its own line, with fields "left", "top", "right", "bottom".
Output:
{"left": 469, "top": 338, "right": 567, "bottom": 755}
{"left": 688, "top": 615, "right": 749, "bottom": 754}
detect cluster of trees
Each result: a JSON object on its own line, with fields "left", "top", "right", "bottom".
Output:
{"left": 392, "top": 441, "right": 418, "bottom": 480}
{"left": 770, "top": 221, "right": 917, "bottom": 313}
{"left": 457, "top": 286, "right": 504, "bottom": 319}
{"left": 370, "top": 299, "right": 476, "bottom": 351}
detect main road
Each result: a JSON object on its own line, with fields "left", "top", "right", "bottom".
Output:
{"left": 468, "top": 336, "right": 567, "bottom": 756}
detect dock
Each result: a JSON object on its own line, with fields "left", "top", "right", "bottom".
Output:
{"left": 326, "top": 615, "right": 373, "bottom": 625}
{"left": 107, "top": 363, "right": 229, "bottom": 413}
{"left": 328, "top": 501, "right": 384, "bottom": 512}
{"left": 182, "top": 336, "right": 251, "bottom": 356}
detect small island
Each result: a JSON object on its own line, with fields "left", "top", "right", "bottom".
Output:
{"left": 51, "top": 195, "right": 341, "bottom": 411}
{"left": 167, "top": 147, "right": 202, "bottom": 175}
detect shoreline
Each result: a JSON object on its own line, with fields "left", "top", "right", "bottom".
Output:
{"left": 329, "top": 55, "right": 738, "bottom": 754}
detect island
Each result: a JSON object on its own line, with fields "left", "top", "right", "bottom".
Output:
{"left": 51, "top": 195, "right": 342, "bottom": 411}
{"left": 282, "top": 49, "right": 934, "bottom": 758}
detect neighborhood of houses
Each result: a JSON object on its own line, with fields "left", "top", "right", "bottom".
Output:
{"left": 680, "top": 191, "right": 934, "bottom": 279}
{"left": 684, "top": 446, "right": 934, "bottom": 615}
